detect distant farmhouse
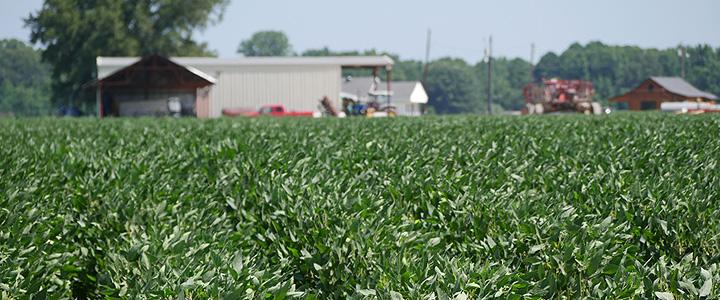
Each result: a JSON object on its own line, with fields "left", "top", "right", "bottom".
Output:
{"left": 91, "top": 55, "right": 394, "bottom": 118}
{"left": 610, "top": 77, "right": 717, "bottom": 111}
{"left": 341, "top": 77, "right": 428, "bottom": 116}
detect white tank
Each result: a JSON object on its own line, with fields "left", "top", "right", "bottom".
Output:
{"left": 660, "top": 101, "right": 716, "bottom": 112}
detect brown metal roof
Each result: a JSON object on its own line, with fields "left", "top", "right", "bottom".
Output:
{"left": 97, "top": 55, "right": 215, "bottom": 89}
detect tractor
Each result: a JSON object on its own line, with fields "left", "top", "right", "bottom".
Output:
{"left": 523, "top": 79, "right": 602, "bottom": 115}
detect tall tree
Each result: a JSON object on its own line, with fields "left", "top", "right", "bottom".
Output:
{"left": 238, "top": 31, "right": 292, "bottom": 57}
{"left": 25, "top": 0, "right": 229, "bottom": 108}
{"left": 474, "top": 57, "right": 532, "bottom": 111}
{"left": 0, "top": 39, "right": 52, "bottom": 115}
{"left": 425, "top": 58, "right": 480, "bottom": 114}
{"left": 300, "top": 42, "right": 720, "bottom": 113}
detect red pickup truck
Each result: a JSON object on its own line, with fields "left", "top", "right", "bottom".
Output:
{"left": 222, "top": 105, "right": 317, "bottom": 117}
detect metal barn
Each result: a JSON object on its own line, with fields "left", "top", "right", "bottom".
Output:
{"left": 96, "top": 55, "right": 394, "bottom": 118}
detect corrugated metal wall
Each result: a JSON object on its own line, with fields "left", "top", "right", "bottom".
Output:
{"left": 193, "top": 65, "right": 341, "bottom": 117}
{"left": 98, "top": 62, "right": 343, "bottom": 118}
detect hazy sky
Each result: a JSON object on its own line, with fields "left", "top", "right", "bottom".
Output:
{"left": 2, "top": 0, "right": 719, "bottom": 62}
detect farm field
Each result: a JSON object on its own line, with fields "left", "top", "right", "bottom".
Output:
{"left": 1, "top": 114, "right": 719, "bottom": 299}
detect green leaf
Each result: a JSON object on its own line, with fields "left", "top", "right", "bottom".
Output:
{"left": 699, "top": 278, "right": 712, "bottom": 298}
{"left": 232, "top": 253, "right": 244, "bottom": 273}
{"left": 428, "top": 237, "right": 441, "bottom": 247}
{"left": 529, "top": 244, "right": 545, "bottom": 255}
{"left": 654, "top": 292, "right": 674, "bottom": 300}
{"left": 390, "top": 291, "right": 404, "bottom": 300}
{"left": 678, "top": 281, "right": 697, "bottom": 295}
{"left": 357, "top": 289, "right": 376, "bottom": 296}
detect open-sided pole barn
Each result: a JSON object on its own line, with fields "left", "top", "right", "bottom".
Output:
{"left": 93, "top": 55, "right": 215, "bottom": 118}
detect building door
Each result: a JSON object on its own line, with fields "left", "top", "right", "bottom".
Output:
{"left": 640, "top": 101, "right": 657, "bottom": 110}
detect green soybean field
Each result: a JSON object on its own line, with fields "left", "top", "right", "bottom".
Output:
{"left": 1, "top": 114, "right": 719, "bottom": 299}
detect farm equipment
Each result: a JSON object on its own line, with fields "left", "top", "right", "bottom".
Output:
{"left": 320, "top": 96, "right": 344, "bottom": 117}
{"left": 523, "top": 79, "right": 602, "bottom": 115}
{"left": 341, "top": 98, "right": 396, "bottom": 117}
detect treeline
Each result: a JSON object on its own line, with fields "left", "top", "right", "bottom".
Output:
{"left": 300, "top": 47, "right": 532, "bottom": 113}
{"left": 534, "top": 42, "right": 720, "bottom": 104}
{"left": 2, "top": 25, "right": 719, "bottom": 115}
{"left": 243, "top": 32, "right": 719, "bottom": 113}
{"left": 0, "top": 39, "right": 53, "bottom": 116}
{"left": 299, "top": 42, "right": 720, "bottom": 113}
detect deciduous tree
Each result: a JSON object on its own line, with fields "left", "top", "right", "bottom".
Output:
{"left": 238, "top": 31, "right": 292, "bottom": 57}
{"left": 26, "top": 0, "right": 229, "bottom": 108}
{"left": 0, "top": 39, "right": 52, "bottom": 115}
{"left": 425, "top": 58, "right": 480, "bottom": 114}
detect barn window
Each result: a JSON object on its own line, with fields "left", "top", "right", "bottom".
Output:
{"left": 648, "top": 83, "right": 654, "bottom": 91}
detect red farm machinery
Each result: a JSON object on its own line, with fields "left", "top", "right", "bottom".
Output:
{"left": 523, "top": 79, "right": 602, "bottom": 115}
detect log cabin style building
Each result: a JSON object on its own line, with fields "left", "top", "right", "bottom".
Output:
{"left": 610, "top": 77, "right": 717, "bottom": 111}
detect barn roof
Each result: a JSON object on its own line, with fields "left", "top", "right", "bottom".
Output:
{"left": 387, "top": 82, "right": 418, "bottom": 98}
{"left": 650, "top": 77, "right": 717, "bottom": 100}
{"left": 342, "top": 77, "right": 378, "bottom": 97}
{"left": 94, "top": 55, "right": 216, "bottom": 88}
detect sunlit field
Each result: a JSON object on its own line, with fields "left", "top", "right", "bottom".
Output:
{"left": 1, "top": 114, "right": 718, "bottom": 299}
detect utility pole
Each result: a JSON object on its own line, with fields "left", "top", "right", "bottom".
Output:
{"left": 422, "top": 29, "right": 432, "bottom": 84}
{"left": 529, "top": 43, "right": 535, "bottom": 83}
{"left": 487, "top": 35, "right": 493, "bottom": 115}
{"left": 680, "top": 45, "right": 686, "bottom": 78}
{"left": 419, "top": 29, "right": 432, "bottom": 115}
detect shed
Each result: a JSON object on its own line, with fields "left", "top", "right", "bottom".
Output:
{"left": 610, "top": 77, "right": 717, "bottom": 111}
{"left": 94, "top": 55, "right": 215, "bottom": 117}
{"left": 97, "top": 55, "right": 394, "bottom": 118}
{"left": 341, "top": 77, "right": 428, "bottom": 116}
